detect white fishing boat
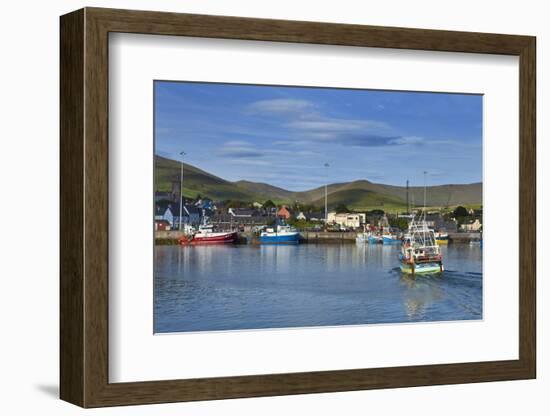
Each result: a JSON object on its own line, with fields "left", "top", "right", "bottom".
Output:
{"left": 399, "top": 173, "right": 444, "bottom": 274}
{"left": 355, "top": 232, "right": 369, "bottom": 244}
{"left": 399, "top": 215, "right": 444, "bottom": 274}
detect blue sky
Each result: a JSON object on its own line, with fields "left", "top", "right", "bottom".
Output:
{"left": 154, "top": 81, "right": 482, "bottom": 191}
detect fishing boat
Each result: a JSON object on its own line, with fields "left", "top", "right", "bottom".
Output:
{"left": 355, "top": 232, "right": 369, "bottom": 244}
{"left": 382, "top": 234, "right": 401, "bottom": 244}
{"left": 368, "top": 234, "right": 383, "bottom": 244}
{"left": 434, "top": 231, "right": 449, "bottom": 245}
{"left": 399, "top": 173, "right": 444, "bottom": 274}
{"left": 178, "top": 223, "right": 238, "bottom": 245}
{"left": 382, "top": 228, "right": 402, "bottom": 245}
{"left": 259, "top": 220, "right": 300, "bottom": 244}
{"left": 399, "top": 215, "right": 444, "bottom": 274}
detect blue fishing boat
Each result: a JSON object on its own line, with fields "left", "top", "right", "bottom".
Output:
{"left": 381, "top": 227, "right": 401, "bottom": 244}
{"left": 368, "top": 234, "right": 383, "bottom": 244}
{"left": 382, "top": 234, "right": 401, "bottom": 245}
{"left": 259, "top": 221, "right": 300, "bottom": 244}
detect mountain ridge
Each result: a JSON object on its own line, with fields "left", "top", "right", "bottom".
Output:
{"left": 155, "top": 155, "right": 482, "bottom": 209}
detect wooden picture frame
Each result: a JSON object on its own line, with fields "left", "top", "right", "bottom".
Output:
{"left": 60, "top": 7, "right": 536, "bottom": 408}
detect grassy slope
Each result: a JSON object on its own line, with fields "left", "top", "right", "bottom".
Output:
{"left": 155, "top": 155, "right": 257, "bottom": 201}
{"left": 234, "top": 180, "right": 295, "bottom": 202}
{"left": 311, "top": 188, "right": 406, "bottom": 211}
{"left": 155, "top": 155, "right": 482, "bottom": 208}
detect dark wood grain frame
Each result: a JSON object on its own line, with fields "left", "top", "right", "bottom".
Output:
{"left": 60, "top": 7, "right": 536, "bottom": 408}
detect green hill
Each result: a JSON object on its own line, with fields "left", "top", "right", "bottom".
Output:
{"left": 155, "top": 155, "right": 255, "bottom": 201}
{"left": 293, "top": 179, "right": 481, "bottom": 207}
{"left": 311, "top": 188, "right": 407, "bottom": 211}
{"left": 155, "top": 155, "right": 482, "bottom": 209}
{"left": 234, "top": 180, "right": 294, "bottom": 202}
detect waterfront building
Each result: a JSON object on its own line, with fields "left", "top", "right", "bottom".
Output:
{"left": 154, "top": 219, "right": 171, "bottom": 231}
{"left": 460, "top": 218, "right": 482, "bottom": 231}
{"left": 161, "top": 204, "right": 201, "bottom": 227}
{"left": 327, "top": 212, "right": 365, "bottom": 229}
{"left": 296, "top": 211, "right": 324, "bottom": 222}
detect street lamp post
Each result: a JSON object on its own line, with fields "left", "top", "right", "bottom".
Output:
{"left": 324, "top": 163, "right": 329, "bottom": 226}
{"left": 179, "top": 151, "right": 186, "bottom": 231}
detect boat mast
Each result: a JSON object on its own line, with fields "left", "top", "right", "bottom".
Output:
{"left": 406, "top": 179, "right": 410, "bottom": 214}
{"left": 324, "top": 162, "right": 329, "bottom": 225}
{"left": 423, "top": 171, "right": 427, "bottom": 215}
{"left": 179, "top": 150, "right": 186, "bottom": 231}
{"left": 423, "top": 171, "right": 427, "bottom": 244}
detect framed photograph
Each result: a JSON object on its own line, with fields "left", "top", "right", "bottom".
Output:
{"left": 60, "top": 7, "right": 536, "bottom": 407}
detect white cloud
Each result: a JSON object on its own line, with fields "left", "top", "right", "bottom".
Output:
{"left": 387, "top": 136, "right": 425, "bottom": 145}
{"left": 247, "top": 98, "right": 316, "bottom": 114}
{"left": 288, "top": 118, "right": 388, "bottom": 133}
{"left": 224, "top": 140, "right": 252, "bottom": 146}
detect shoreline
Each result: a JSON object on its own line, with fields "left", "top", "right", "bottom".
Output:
{"left": 154, "top": 231, "right": 481, "bottom": 245}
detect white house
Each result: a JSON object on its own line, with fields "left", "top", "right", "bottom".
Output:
{"left": 296, "top": 212, "right": 306, "bottom": 220}
{"left": 460, "top": 218, "right": 482, "bottom": 231}
{"left": 228, "top": 208, "right": 256, "bottom": 217}
{"left": 327, "top": 212, "right": 364, "bottom": 229}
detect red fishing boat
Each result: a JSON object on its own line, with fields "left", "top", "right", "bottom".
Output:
{"left": 178, "top": 224, "right": 238, "bottom": 245}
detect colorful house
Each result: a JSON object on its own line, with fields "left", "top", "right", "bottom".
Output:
{"left": 277, "top": 206, "right": 292, "bottom": 220}
{"left": 162, "top": 204, "right": 201, "bottom": 228}
{"left": 154, "top": 219, "right": 171, "bottom": 231}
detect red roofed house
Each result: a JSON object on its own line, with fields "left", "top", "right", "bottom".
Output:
{"left": 155, "top": 219, "right": 171, "bottom": 231}
{"left": 277, "top": 206, "right": 292, "bottom": 220}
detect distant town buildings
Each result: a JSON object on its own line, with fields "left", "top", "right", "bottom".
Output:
{"left": 157, "top": 203, "right": 201, "bottom": 228}
{"left": 153, "top": 190, "right": 482, "bottom": 235}
{"left": 296, "top": 212, "right": 324, "bottom": 222}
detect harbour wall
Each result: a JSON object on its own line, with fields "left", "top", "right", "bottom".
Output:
{"left": 155, "top": 230, "right": 481, "bottom": 244}
{"left": 299, "top": 231, "right": 357, "bottom": 243}
{"left": 156, "top": 230, "right": 186, "bottom": 239}
{"left": 447, "top": 232, "right": 482, "bottom": 243}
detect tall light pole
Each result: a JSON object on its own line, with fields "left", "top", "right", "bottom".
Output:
{"left": 406, "top": 179, "right": 410, "bottom": 215}
{"left": 324, "top": 162, "right": 329, "bottom": 225}
{"left": 179, "top": 151, "right": 186, "bottom": 231}
{"left": 423, "top": 171, "right": 427, "bottom": 243}
{"left": 423, "top": 171, "right": 427, "bottom": 212}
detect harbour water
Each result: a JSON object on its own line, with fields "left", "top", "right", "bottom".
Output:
{"left": 154, "top": 244, "right": 482, "bottom": 333}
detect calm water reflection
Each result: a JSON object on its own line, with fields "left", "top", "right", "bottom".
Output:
{"left": 154, "top": 244, "right": 482, "bottom": 333}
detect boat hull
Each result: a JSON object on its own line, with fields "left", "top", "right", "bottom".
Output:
{"left": 179, "top": 231, "right": 238, "bottom": 245}
{"left": 382, "top": 236, "right": 401, "bottom": 245}
{"left": 400, "top": 261, "right": 443, "bottom": 274}
{"left": 259, "top": 232, "right": 300, "bottom": 244}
